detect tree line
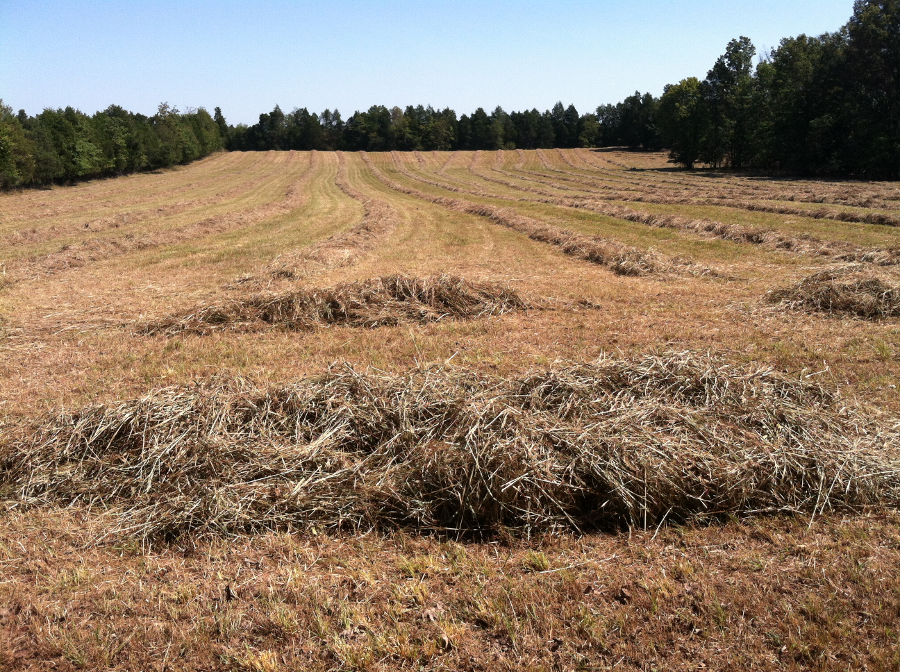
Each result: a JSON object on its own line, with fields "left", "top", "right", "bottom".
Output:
{"left": 657, "top": 0, "right": 900, "bottom": 177}
{"left": 224, "top": 1, "right": 897, "bottom": 178}
{"left": 1, "top": 0, "right": 896, "bottom": 187}
{"left": 224, "top": 102, "right": 624, "bottom": 153}
{"left": 221, "top": 96, "right": 674, "bottom": 155}
{"left": 0, "top": 103, "right": 223, "bottom": 188}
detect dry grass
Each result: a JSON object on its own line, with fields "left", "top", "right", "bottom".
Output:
{"left": 444, "top": 151, "right": 900, "bottom": 265}
{"left": 552, "top": 148, "right": 900, "bottom": 211}
{"left": 3, "top": 351, "right": 897, "bottom": 541}
{"left": 264, "top": 152, "right": 399, "bottom": 280}
{"left": 365, "top": 152, "right": 702, "bottom": 276}
{"left": 2, "top": 510, "right": 899, "bottom": 671}
{"left": 575, "top": 199, "right": 900, "bottom": 265}
{"left": 142, "top": 274, "right": 528, "bottom": 335}
{"left": 0, "top": 153, "right": 316, "bottom": 285}
{"left": 3, "top": 150, "right": 900, "bottom": 670}
{"left": 768, "top": 265, "right": 900, "bottom": 318}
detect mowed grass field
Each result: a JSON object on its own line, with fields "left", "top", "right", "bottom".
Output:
{"left": 1, "top": 149, "right": 900, "bottom": 670}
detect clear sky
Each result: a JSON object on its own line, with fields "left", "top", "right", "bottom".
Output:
{"left": 1, "top": 0, "right": 854, "bottom": 125}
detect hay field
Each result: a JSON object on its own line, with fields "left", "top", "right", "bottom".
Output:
{"left": 1, "top": 149, "right": 900, "bottom": 670}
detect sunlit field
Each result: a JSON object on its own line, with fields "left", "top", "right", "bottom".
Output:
{"left": 1, "top": 149, "right": 899, "bottom": 671}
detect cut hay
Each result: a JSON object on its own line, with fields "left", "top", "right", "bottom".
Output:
{"left": 768, "top": 265, "right": 900, "bottom": 318}
{"left": 7, "top": 153, "right": 317, "bottom": 283}
{"left": 265, "top": 152, "right": 398, "bottom": 279}
{"left": 363, "top": 153, "right": 700, "bottom": 277}
{"left": 143, "top": 274, "right": 528, "bottom": 335}
{"left": 454, "top": 155, "right": 900, "bottom": 266}
{"left": 455, "top": 160, "right": 900, "bottom": 266}
{"left": 2, "top": 352, "right": 898, "bottom": 541}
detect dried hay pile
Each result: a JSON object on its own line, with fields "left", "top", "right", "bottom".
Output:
{"left": 768, "top": 265, "right": 900, "bottom": 318}
{"left": 144, "top": 274, "right": 527, "bottom": 335}
{"left": 2, "top": 352, "right": 898, "bottom": 541}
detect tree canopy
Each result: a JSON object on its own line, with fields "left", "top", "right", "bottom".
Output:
{"left": 0, "top": 102, "right": 223, "bottom": 188}
{"left": 657, "top": 0, "right": 900, "bottom": 177}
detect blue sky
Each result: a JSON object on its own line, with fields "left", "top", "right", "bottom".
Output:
{"left": 1, "top": 0, "right": 853, "bottom": 125}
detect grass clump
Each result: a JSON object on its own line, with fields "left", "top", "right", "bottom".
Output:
{"left": 768, "top": 264, "right": 900, "bottom": 318}
{"left": 143, "top": 274, "right": 528, "bottom": 335}
{"left": 2, "top": 351, "right": 898, "bottom": 541}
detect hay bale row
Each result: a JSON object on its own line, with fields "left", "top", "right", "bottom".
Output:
{"left": 143, "top": 274, "right": 528, "bottom": 335}
{"left": 3, "top": 352, "right": 898, "bottom": 541}
{"left": 768, "top": 265, "right": 900, "bottom": 319}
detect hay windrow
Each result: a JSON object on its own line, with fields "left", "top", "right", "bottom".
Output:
{"left": 391, "top": 151, "right": 487, "bottom": 196}
{"left": 3, "top": 153, "right": 318, "bottom": 285}
{"left": 143, "top": 274, "right": 528, "bottom": 335}
{"left": 558, "top": 149, "right": 900, "bottom": 211}
{"left": 363, "top": 153, "right": 697, "bottom": 277}
{"left": 767, "top": 265, "right": 900, "bottom": 318}
{"left": 264, "top": 152, "right": 398, "bottom": 280}
{"left": 2, "top": 352, "right": 898, "bottom": 541}
{"left": 458, "top": 154, "right": 899, "bottom": 266}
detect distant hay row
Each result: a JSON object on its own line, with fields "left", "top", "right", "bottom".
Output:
{"left": 573, "top": 200, "right": 900, "bottom": 266}
{"left": 589, "top": 191, "right": 900, "bottom": 228}
{"left": 555, "top": 148, "right": 900, "bottom": 210}
{"left": 528, "top": 150, "right": 900, "bottom": 226}
{"left": 265, "top": 152, "right": 398, "bottom": 279}
{"left": 390, "top": 151, "right": 477, "bottom": 195}
{"left": 2, "top": 352, "right": 898, "bottom": 541}
{"left": 143, "top": 274, "right": 528, "bottom": 335}
{"left": 5, "top": 152, "right": 319, "bottom": 284}
{"left": 563, "top": 148, "right": 900, "bottom": 209}
{"left": 455, "top": 158, "right": 900, "bottom": 266}
{"left": 363, "top": 153, "right": 694, "bottom": 277}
